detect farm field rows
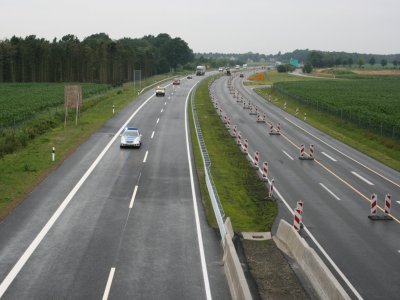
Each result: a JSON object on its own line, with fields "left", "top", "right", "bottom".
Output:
{"left": 0, "top": 83, "right": 111, "bottom": 127}
{"left": 273, "top": 77, "right": 400, "bottom": 138}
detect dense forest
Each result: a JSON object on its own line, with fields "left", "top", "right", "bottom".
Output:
{"left": 0, "top": 33, "right": 194, "bottom": 84}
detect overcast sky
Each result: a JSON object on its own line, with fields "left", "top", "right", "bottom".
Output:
{"left": 1, "top": 0, "right": 399, "bottom": 55}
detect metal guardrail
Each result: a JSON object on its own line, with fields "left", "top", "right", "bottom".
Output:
{"left": 190, "top": 84, "right": 226, "bottom": 240}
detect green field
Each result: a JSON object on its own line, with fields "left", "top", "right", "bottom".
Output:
{"left": 255, "top": 71, "right": 400, "bottom": 170}
{"left": 273, "top": 77, "right": 400, "bottom": 138}
{"left": 0, "top": 83, "right": 111, "bottom": 128}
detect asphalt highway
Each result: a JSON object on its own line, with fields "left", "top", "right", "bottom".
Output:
{"left": 211, "top": 71, "right": 400, "bottom": 300}
{"left": 0, "top": 76, "right": 230, "bottom": 299}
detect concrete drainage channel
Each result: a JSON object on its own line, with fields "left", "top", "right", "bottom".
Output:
{"left": 191, "top": 77, "right": 351, "bottom": 300}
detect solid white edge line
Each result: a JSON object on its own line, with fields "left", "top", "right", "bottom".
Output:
{"left": 102, "top": 267, "right": 116, "bottom": 300}
{"left": 282, "top": 150, "right": 294, "bottom": 160}
{"left": 143, "top": 151, "right": 149, "bottom": 163}
{"left": 319, "top": 183, "right": 341, "bottom": 200}
{"left": 151, "top": 131, "right": 155, "bottom": 139}
{"left": 321, "top": 151, "right": 338, "bottom": 162}
{"left": 351, "top": 171, "right": 374, "bottom": 186}
{"left": 185, "top": 82, "right": 212, "bottom": 300}
{"left": 284, "top": 117, "right": 399, "bottom": 188}
{"left": 0, "top": 90, "right": 161, "bottom": 298}
{"left": 129, "top": 185, "right": 139, "bottom": 209}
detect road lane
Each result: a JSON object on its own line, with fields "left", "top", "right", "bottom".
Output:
{"left": 0, "top": 77, "right": 230, "bottom": 299}
{"left": 213, "top": 73, "right": 400, "bottom": 299}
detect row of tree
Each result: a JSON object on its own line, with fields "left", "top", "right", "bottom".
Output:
{"left": 0, "top": 33, "right": 194, "bottom": 84}
{"left": 305, "top": 50, "right": 400, "bottom": 69}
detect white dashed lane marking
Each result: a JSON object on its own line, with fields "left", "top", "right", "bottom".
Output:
{"left": 282, "top": 150, "right": 294, "bottom": 160}
{"left": 143, "top": 151, "right": 148, "bottom": 163}
{"left": 129, "top": 185, "right": 139, "bottom": 209}
{"left": 319, "top": 183, "right": 341, "bottom": 200}
{"left": 351, "top": 171, "right": 374, "bottom": 186}
{"left": 102, "top": 268, "right": 115, "bottom": 300}
{"left": 322, "top": 152, "right": 337, "bottom": 162}
{"left": 151, "top": 131, "right": 155, "bottom": 139}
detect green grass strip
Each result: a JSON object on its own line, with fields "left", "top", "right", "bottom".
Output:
{"left": 191, "top": 77, "right": 277, "bottom": 232}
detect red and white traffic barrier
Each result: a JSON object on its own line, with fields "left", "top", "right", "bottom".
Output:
{"left": 226, "top": 118, "right": 231, "bottom": 129}
{"left": 237, "top": 132, "right": 242, "bottom": 145}
{"left": 253, "top": 151, "right": 260, "bottom": 168}
{"left": 232, "top": 125, "right": 237, "bottom": 137}
{"left": 256, "top": 114, "right": 264, "bottom": 123}
{"left": 269, "top": 123, "right": 281, "bottom": 135}
{"left": 370, "top": 193, "right": 377, "bottom": 216}
{"left": 309, "top": 144, "right": 315, "bottom": 159}
{"left": 368, "top": 193, "right": 393, "bottom": 220}
{"left": 297, "top": 200, "right": 304, "bottom": 215}
{"left": 293, "top": 208, "right": 302, "bottom": 231}
{"left": 262, "top": 161, "right": 268, "bottom": 179}
{"left": 250, "top": 105, "right": 257, "bottom": 115}
{"left": 242, "top": 139, "right": 248, "bottom": 154}
{"left": 223, "top": 115, "right": 227, "bottom": 124}
{"left": 299, "top": 144, "right": 305, "bottom": 158}
{"left": 269, "top": 124, "right": 274, "bottom": 133}
{"left": 269, "top": 178, "right": 274, "bottom": 197}
{"left": 384, "top": 193, "right": 391, "bottom": 215}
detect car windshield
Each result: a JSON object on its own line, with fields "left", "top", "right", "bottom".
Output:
{"left": 123, "top": 131, "right": 139, "bottom": 137}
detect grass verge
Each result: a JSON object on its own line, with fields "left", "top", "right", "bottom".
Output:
{"left": 255, "top": 88, "right": 400, "bottom": 171}
{"left": 0, "top": 74, "right": 178, "bottom": 220}
{"left": 191, "top": 77, "right": 277, "bottom": 232}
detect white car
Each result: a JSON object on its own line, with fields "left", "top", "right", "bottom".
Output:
{"left": 120, "top": 127, "right": 142, "bottom": 148}
{"left": 156, "top": 86, "right": 165, "bottom": 97}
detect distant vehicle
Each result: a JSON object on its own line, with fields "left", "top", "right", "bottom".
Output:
{"left": 173, "top": 79, "right": 181, "bottom": 85}
{"left": 226, "top": 69, "right": 231, "bottom": 76}
{"left": 120, "top": 127, "right": 142, "bottom": 148}
{"left": 235, "top": 65, "right": 240, "bottom": 70}
{"left": 196, "top": 65, "right": 206, "bottom": 76}
{"left": 187, "top": 75, "right": 192, "bottom": 79}
{"left": 243, "top": 64, "right": 247, "bottom": 70}
{"left": 218, "top": 67, "right": 223, "bottom": 72}
{"left": 155, "top": 86, "right": 165, "bottom": 96}
{"left": 239, "top": 73, "right": 244, "bottom": 78}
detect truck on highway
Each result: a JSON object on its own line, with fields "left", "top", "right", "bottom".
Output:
{"left": 196, "top": 65, "right": 206, "bottom": 76}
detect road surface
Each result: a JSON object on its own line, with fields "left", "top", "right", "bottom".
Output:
{"left": 211, "top": 72, "right": 400, "bottom": 300}
{"left": 0, "top": 76, "right": 230, "bottom": 299}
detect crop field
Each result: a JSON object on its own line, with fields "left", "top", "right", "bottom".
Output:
{"left": 0, "top": 83, "right": 111, "bottom": 128}
{"left": 273, "top": 77, "right": 400, "bottom": 138}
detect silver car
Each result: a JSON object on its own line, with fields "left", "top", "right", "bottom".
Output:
{"left": 120, "top": 127, "right": 142, "bottom": 148}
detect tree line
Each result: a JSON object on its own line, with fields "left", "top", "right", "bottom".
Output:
{"left": 0, "top": 33, "right": 194, "bottom": 84}
{"left": 304, "top": 50, "right": 400, "bottom": 69}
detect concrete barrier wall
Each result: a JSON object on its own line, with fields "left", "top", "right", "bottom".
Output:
{"left": 223, "top": 218, "right": 252, "bottom": 300}
{"left": 275, "top": 219, "right": 350, "bottom": 300}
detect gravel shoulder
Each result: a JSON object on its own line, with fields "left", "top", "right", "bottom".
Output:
{"left": 237, "top": 236, "right": 311, "bottom": 300}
